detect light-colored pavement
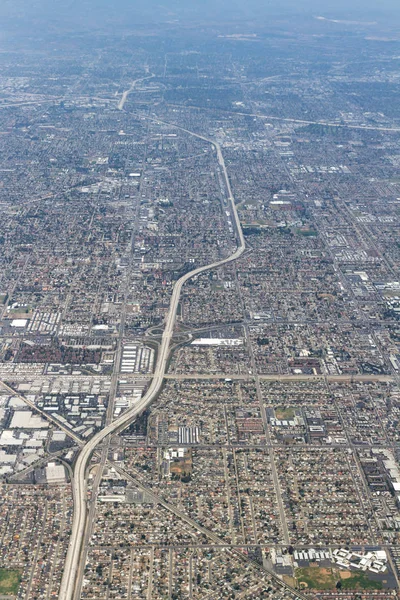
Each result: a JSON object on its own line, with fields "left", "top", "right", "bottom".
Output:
{"left": 110, "top": 460, "right": 313, "bottom": 600}
{"left": 117, "top": 74, "right": 154, "bottom": 110}
{"left": 164, "top": 373, "right": 394, "bottom": 382}
{"left": 71, "top": 120, "right": 152, "bottom": 600}
{"left": 58, "top": 128, "right": 245, "bottom": 600}
{"left": 0, "top": 381, "right": 84, "bottom": 446}
{"left": 165, "top": 102, "right": 400, "bottom": 133}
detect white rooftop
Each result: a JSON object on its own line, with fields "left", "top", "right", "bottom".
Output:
{"left": 10, "top": 410, "right": 49, "bottom": 429}
{"left": 11, "top": 319, "right": 28, "bottom": 327}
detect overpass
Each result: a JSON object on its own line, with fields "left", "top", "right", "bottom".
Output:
{"left": 58, "top": 128, "right": 245, "bottom": 600}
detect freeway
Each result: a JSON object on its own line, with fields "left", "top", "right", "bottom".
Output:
{"left": 58, "top": 129, "right": 245, "bottom": 600}
{"left": 0, "top": 372, "right": 393, "bottom": 383}
{"left": 117, "top": 73, "right": 154, "bottom": 110}
{"left": 72, "top": 118, "right": 153, "bottom": 600}
{"left": 165, "top": 102, "right": 400, "bottom": 133}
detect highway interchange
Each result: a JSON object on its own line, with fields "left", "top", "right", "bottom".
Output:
{"left": 9, "top": 111, "right": 397, "bottom": 600}
{"left": 59, "top": 104, "right": 386, "bottom": 600}
{"left": 58, "top": 118, "right": 247, "bottom": 600}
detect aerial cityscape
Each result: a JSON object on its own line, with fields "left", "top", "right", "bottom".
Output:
{"left": 0, "top": 1, "right": 400, "bottom": 599}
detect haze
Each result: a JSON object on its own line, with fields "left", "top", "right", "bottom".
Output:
{"left": 0, "top": 0, "right": 399, "bottom": 30}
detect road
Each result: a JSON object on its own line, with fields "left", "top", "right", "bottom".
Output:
{"left": 165, "top": 102, "right": 400, "bottom": 133}
{"left": 71, "top": 118, "right": 153, "bottom": 600}
{"left": 109, "top": 460, "right": 314, "bottom": 600}
{"left": 0, "top": 381, "right": 84, "bottom": 446}
{"left": 164, "top": 373, "right": 394, "bottom": 382}
{"left": 25, "top": 501, "right": 48, "bottom": 599}
{"left": 117, "top": 74, "right": 154, "bottom": 110}
{"left": 58, "top": 127, "right": 245, "bottom": 600}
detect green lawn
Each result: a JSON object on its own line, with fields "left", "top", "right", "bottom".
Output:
{"left": 275, "top": 406, "right": 296, "bottom": 420}
{"left": 296, "top": 567, "right": 335, "bottom": 590}
{"left": 296, "top": 566, "right": 383, "bottom": 592}
{"left": 340, "top": 571, "right": 382, "bottom": 590}
{"left": 0, "top": 569, "right": 22, "bottom": 595}
{"left": 295, "top": 228, "right": 318, "bottom": 237}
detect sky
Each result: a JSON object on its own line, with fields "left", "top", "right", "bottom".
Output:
{"left": 0, "top": 0, "right": 399, "bottom": 30}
